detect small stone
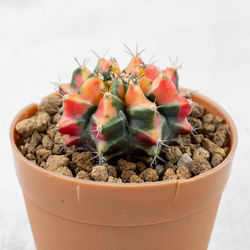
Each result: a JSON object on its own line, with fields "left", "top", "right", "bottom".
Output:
{"left": 42, "top": 135, "right": 53, "bottom": 150}
{"left": 40, "top": 161, "right": 46, "bottom": 168}
{"left": 47, "top": 166, "right": 73, "bottom": 177}
{"left": 191, "top": 102, "right": 206, "bottom": 118}
{"left": 193, "top": 147, "right": 210, "bottom": 161}
{"left": 191, "top": 159, "right": 212, "bottom": 175}
{"left": 121, "top": 170, "right": 136, "bottom": 183}
{"left": 27, "top": 144, "right": 36, "bottom": 155}
{"left": 155, "top": 165, "right": 166, "bottom": 177}
{"left": 224, "top": 147, "right": 230, "bottom": 156}
{"left": 39, "top": 94, "right": 62, "bottom": 115}
{"left": 118, "top": 159, "right": 136, "bottom": 172}
{"left": 54, "top": 132, "right": 65, "bottom": 144}
{"left": 46, "top": 155, "right": 69, "bottom": 168}
{"left": 16, "top": 117, "right": 39, "bottom": 136}
{"left": 71, "top": 152, "right": 94, "bottom": 172}
{"left": 139, "top": 168, "right": 159, "bottom": 182}
{"left": 35, "top": 111, "right": 51, "bottom": 132}
{"left": 47, "top": 126, "right": 57, "bottom": 139}
{"left": 180, "top": 146, "right": 192, "bottom": 157}
{"left": 177, "top": 153, "right": 193, "bottom": 169}
{"left": 19, "top": 145, "right": 28, "bottom": 155}
{"left": 176, "top": 166, "right": 192, "bottom": 179}
{"left": 214, "top": 116, "right": 224, "bottom": 126}
{"left": 177, "top": 134, "right": 192, "bottom": 146}
{"left": 193, "top": 134, "right": 204, "bottom": 144}
{"left": 76, "top": 170, "right": 90, "bottom": 180}
{"left": 216, "top": 124, "right": 228, "bottom": 132}
{"left": 35, "top": 144, "right": 43, "bottom": 152}
{"left": 188, "top": 117, "right": 202, "bottom": 129}
{"left": 163, "top": 168, "right": 177, "bottom": 180}
{"left": 30, "top": 131, "right": 42, "bottom": 148}
{"left": 130, "top": 175, "right": 144, "bottom": 183}
{"left": 91, "top": 165, "right": 108, "bottom": 182}
{"left": 202, "top": 114, "right": 214, "bottom": 124}
{"left": 106, "top": 165, "right": 118, "bottom": 178}
{"left": 26, "top": 153, "right": 35, "bottom": 161}
{"left": 203, "top": 123, "right": 215, "bottom": 134}
{"left": 211, "top": 154, "right": 224, "bottom": 167}
{"left": 164, "top": 146, "right": 182, "bottom": 163}
{"left": 213, "top": 147, "right": 226, "bottom": 157}
{"left": 53, "top": 113, "right": 62, "bottom": 124}
{"left": 52, "top": 144, "right": 64, "bottom": 155}
{"left": 165, "top": 161, "right": 174, "bottom": 168}
{"left": 72, "top": 166, "right": 83, "bottom": 175}
{"left": 136, "top": 161, "right": 146, "bottom": 173}
{"left": 202, "top": 138, "right": 220, "bottom": 155}
{"left": 36, "top": 148, "right": 51, "bottom": 162}
{"left": 211, "top": 131, "right": 228, "bottom": 147}
{"left": 165, "top": 161, "right": 177, "bottom": 172}
{"left": 189, "top": 144, "right": 201, "bottom": 153}
{"left": 107, "top": 176, "right": 123, "bottom": 183}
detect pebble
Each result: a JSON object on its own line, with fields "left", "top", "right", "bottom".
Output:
{"left": 39, "top": 95, "right": 62, "bottom": 115}
{"left": 91, "top": 165, "right": 108, "bottom": 182}
{"left": 130, "top": 175, "right": 144, "bottom": 183}
{"left": 164, "top": 146, "right": 182, "bottom": 163}
{"left": 176, "top": 166, "right": 192, "bottom": 179}
{"left": 121, "top": 170, "right": 136, "bottom": 183}
{"left": 177, "top": 153, "right": 193, "bottom": 169}
{"left": 191, "top": 159, "right": 212, "bottom": 175}
{"left": 193, "top": 147, "right": 210, "bottom": 161}
{"left": 46, "top": 155, "right": 69, "bottom": 168}
{"left": 163, "top": 168, "right": 177, "bottom": 180}
{"left": 107, "top": 176, "right": 123, "bottom": 183}
{"left": 139, "top": 168, "right": 159, "bottom": 182}
{"left": 76, "top": 170, "right": 90, "bottom": 180}
{"left": 118, "top": 159, "right": 136, "bottom": 172}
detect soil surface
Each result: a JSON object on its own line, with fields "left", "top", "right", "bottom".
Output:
{"left": 16, "top": 94, "right": 230, "bottom": 183}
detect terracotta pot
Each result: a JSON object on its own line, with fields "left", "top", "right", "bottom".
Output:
{"left": 10, "top": 91, "right": 237, "bottom": 250}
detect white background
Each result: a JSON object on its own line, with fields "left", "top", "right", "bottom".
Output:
{"left": 0, "top": 0, "right": 250, "bottom": 249}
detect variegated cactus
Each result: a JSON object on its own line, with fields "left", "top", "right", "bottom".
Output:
{"left": 58, "top": 47, "right": 192, "bottom": 164}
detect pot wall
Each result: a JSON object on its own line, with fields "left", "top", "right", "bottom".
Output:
{"left": 10, "top": 92, "right": 238, "bottom": 250}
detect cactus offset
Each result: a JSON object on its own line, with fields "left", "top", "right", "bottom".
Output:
{"left": 58, "top": 47, "right": 192, "bottom": 164}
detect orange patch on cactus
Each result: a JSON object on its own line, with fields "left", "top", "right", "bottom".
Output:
{"left": 139, "top": 77, "right": 152, "bottom": 94}
{"left": 145, "top": 64, "right": 160, "bottom": 80}
{"left": 94, "top": 95, "right": 118, "bottom": 126}
{"left": 98, "top": 58, "right": 110, "bottom": 73}
{"left": 63, "top": 94, "right": 92, "bottom": 118}
{"left": 110, "top": 58, "right": 121, "bottom": 75}
{"left": 125, "top": 57, "right": 144, "bottom": 75}
{"left": 125, "top": 83, "right": 154, "bottom": 110}
{"left": 80, "top": 67, "right": 92, "bottom": 82}
{"left": 79, "top": 77, "right": 105, "bottom": 105}
{"left": 59, "top": 115, "right": 83, "bottom": 136}
{"left": 148, "top": 75, "right": 177, "bottom": 104}
{"left": 163, "top": 68, "right": 177, "bottom": 84}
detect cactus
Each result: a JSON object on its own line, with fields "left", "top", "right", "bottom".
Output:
{"left": 58, "top": 48, "right": 192, "bottom": 164}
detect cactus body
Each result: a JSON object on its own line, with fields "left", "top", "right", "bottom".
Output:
{"left": 58, "top": 51, "right": 192, "bottom": 163}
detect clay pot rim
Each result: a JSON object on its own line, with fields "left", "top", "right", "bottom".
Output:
{"left": 10, "top": 91, "right": 238, "bottom": 188}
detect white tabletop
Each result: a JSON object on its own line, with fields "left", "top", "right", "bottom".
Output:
{"left": 0, "top": 0, "right": 249, "bottom": 249}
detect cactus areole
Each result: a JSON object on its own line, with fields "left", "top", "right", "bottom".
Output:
{"left": 58, "top": 49, "right": 192, "bottom": 164}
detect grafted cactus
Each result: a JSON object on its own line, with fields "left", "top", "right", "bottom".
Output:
{"left": 58, "top": 48, "right": 192, "bottom": 164}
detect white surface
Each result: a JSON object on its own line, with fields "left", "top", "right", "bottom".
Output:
{"left": 0, "top": 0, "right": 250, "bottom": 249}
